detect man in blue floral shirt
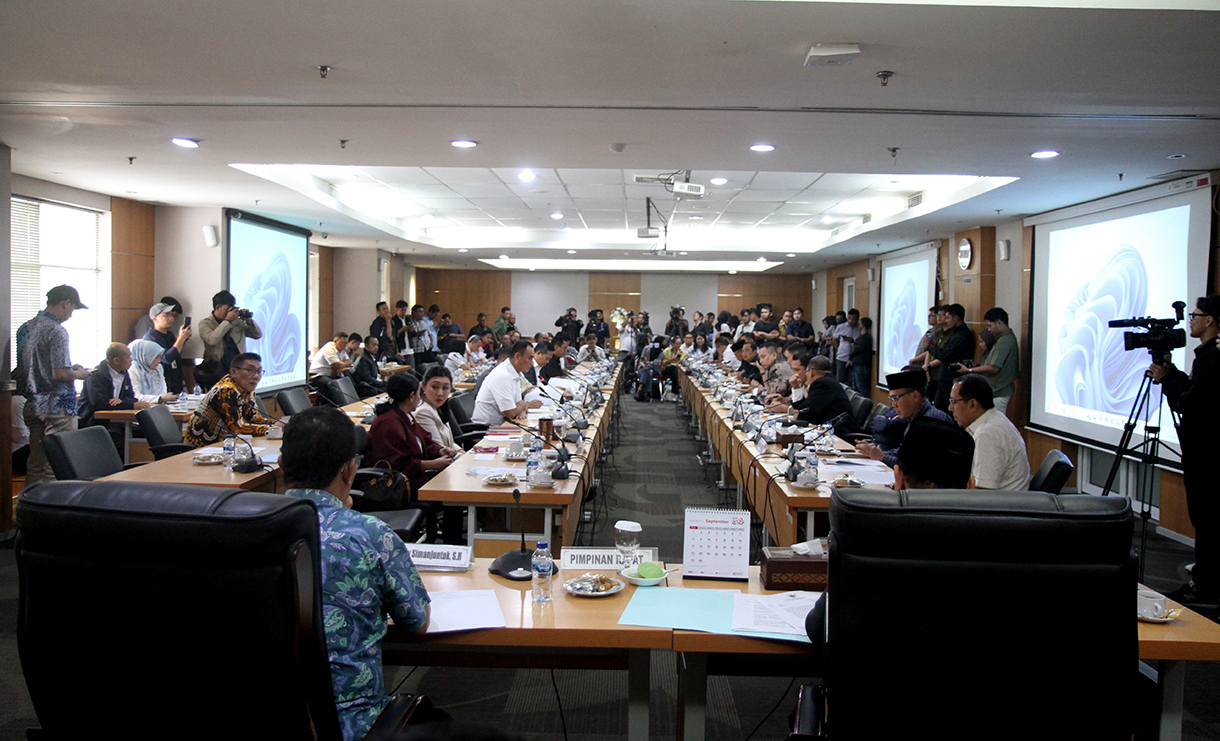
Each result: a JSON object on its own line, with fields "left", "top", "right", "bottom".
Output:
{"left": 15, "top": 284, "right": 92, "bottom": 485}
{"left": 280, "top": 406, "right": 431, "bottom": 741}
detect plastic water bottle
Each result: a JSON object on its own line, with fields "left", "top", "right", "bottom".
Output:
{"left": 192, "top": 383, "right": 202, "bottom": 397}
{"left": 526, "top": 450, "right": 541, "bottom": 486}
{"left": 532, "top": 540, "right": 553, "bottom": 602}
{"left": 223, "top": 435, "right": 236, "bottom": 469}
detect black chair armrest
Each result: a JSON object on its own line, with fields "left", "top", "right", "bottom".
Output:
{"left": 120, "top": 462, "right": 149, "bottom": 471}
{"left": 366, "top": 694, "right": 442, "bottom": 740}
{"left": 455, "top": 431, "right": 485, "bottom": 450}
{"left": 149, "top": 443, "right": 196, "bottom": 461}
{"left": 458, "top": 422, "right": 489, "bottom": 434}
{"left": 787, "top": 684, "right": 826, "bottom": 740}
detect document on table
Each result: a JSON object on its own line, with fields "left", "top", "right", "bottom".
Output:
{"left": 424, "top": 590, "right": 507, "bottom": 633}
{"left": 819, "top": 458, "right": 895, "bottom": 486}
{"left": 618, "top": 587, "right": 811, "bottom": 644}
{"left": 730, "top": 592, "right": 821, "bottom": 636}
{"left": 196, "top": 445, "right": 267, "bottom": 455}
{"left": 465, "top": 466, "right": 524, "bottom": 477}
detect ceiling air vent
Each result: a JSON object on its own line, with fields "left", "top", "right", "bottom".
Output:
{"left": 861, "top": 214, "right": 872, "bottom": 224}
{"left": 1148, "top": 169, "right": 1209, "bottom": 181}
{"left": 907, "top": 192, "right": 924, "bottom": 209}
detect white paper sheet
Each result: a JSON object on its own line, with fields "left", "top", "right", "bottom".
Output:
{"left": 464, "top": 466, "right": 524, "bottom": 477}
{"left": 730, "top": 591, "right": 822, "bottom": 635}
{"left": 473, "top": 453, "right": 497, "bottom": 461}
{"left": 424, "top": 590, "right": 507, "bottom": 633}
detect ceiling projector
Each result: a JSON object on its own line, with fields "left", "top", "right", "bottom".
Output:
{"left": 637, "top": 226, "right": 660, "bottom": 239}
{"left": 673, "top": 182, "right": 705, "bottom": 197}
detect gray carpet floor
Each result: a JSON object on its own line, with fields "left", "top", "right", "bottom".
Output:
{"left": 3, "top": 390, "right": 1220, "bottom": 739}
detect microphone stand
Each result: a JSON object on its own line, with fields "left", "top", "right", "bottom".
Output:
{"left": 231, "top": 434, "right": 267, "bottom": 474}
{"left": 502, "top": 418, "right": 572, "bottom": 479}
{"left": 487, "top": 488, "right": 534, "bottom": 581}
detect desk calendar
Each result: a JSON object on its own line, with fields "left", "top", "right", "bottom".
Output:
{"left": 682, "top": 507, "right": 750, "bottom": 580}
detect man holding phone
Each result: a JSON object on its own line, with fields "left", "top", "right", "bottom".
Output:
{"left": 142, "top": 300, "right": 192, "bottom": 393}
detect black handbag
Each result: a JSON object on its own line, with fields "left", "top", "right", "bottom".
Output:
{"left": 351, "top": 466, "right": 411, "bottom": 512}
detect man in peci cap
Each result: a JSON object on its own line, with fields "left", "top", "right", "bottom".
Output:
{"left": 14, "top": 285, "right": 92, "bottom": 485}
{"left": 856, "top": 368, "right": 954, "bottom": 468}
{"left": 893, "top": 417, "right": 976, "bottom": 490}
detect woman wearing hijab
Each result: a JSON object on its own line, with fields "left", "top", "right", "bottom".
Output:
{"left": 127, "top": 339, "right": 178, "bottom": 404}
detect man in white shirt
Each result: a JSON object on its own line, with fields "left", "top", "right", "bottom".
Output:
{"left": 734, "top": 308, "right": 756, "bottom": 342}
{"left": 950, "top": 373, "right": 1031, "bottom": 490}
{"left": 833, "top": 309, "right": 860, "bottom": 384}
{"left": 716, "top": 334, "right": 741, "bottom": 371}
{"left": 575, "top": 333, "right": 606, "bottom": 363}
{"left": 472, "top": 340, "right": 544, "bottom": 426}
{"left": 309, "top": 332, "right": 353, "bottom": 382}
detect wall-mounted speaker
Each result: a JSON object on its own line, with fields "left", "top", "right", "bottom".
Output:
{"left": 202, "top": 225, "right": 219, "bottom": 248}
{"left": 997, "top": 239, "right": 1011, "bottom": 261}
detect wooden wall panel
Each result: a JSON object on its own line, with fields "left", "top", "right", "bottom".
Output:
{"left": 718, "top": 273, "right": 812, "bottom": 320}
{"left": 316, "top": 245, "right": 335, "bottom": 346}
{"left": 589, "top": 272, "right": 641, "bottom": 340}
{"left": 110, "top": 197, "right": 155, "bottom": 341}
{"left": 415, "top": 268, "right": 512, "bottom": 337}
{"left": 950, "top": 226, "right": 996, "bottom": 363}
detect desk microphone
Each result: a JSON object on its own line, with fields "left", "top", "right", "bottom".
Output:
{"left": 503, "top": 418, "right": 571, "bottom": 479}
{"left": 487, "top": 488, "right": 533, "bottom": 581}
{"left": 231, "top": 435, "right": 267, "bottom": 474}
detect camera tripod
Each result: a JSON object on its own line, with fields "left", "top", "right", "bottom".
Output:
{"left": 1101, "top": 369, "right": 1180, "bottom": 583}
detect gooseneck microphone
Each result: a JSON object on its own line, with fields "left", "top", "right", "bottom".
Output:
{"left": 487, "top": 488, "right": 533, "bottom": 581}
{"left": 502, "top": 418, "right": 571, "bottom": 479}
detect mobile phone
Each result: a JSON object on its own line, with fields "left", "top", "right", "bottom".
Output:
{"left": 184, "top": 316, "right": 192, "bottom": 328}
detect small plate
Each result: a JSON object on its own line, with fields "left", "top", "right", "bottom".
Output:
{"left": 1138, "top": 609, "right": 1183, "bottom": 624}
{"left": 193, "top": 453, "right": 225, "bottom": 466}
{"left": 789, "top": 480, "right": 822, "bottom": 490}
{"left": 563, "top": 575, "right": 626, "bottom": 598}
{"left": 619, "top": 567, "right": 675, "bottom": 587}
{"left": 832, "top": 477, "right": 864, "bottom": 488}
{"left": 503, "top": 453, "right": 529, "bottom": 461}
{"left": 482, "top": 474, "right": 519, "bottom": 486}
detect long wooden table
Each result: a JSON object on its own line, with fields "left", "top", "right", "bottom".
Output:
{"left": 417, "top": 362, "right": 623, "bottom": 558}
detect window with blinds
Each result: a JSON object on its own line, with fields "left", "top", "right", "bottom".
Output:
{"left": 10, "top": 196, "right": 111, "bottom": 372}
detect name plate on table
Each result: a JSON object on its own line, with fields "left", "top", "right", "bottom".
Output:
{"left": 561, "top": 547, "right": 660, "bottom": 570}
{"left": 406, "top": 544, "right": 472, "bottom": 572}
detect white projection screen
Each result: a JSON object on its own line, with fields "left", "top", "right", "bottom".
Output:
{"left": 1029, "top": 178, "right": 1212, "bottom": 463}
{"left": 225, "top": 210, "right": 310, "bottom": 394}
{"left": 879, "top": 247, "right": 937, "bottom": 382}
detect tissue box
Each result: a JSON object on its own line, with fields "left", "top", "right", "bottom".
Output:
{"left": 761, "top": 546, "right": 828, "bottom": 591}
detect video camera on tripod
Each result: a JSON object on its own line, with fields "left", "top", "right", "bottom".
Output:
{"left": 1108, "top": 300, "right": 1187, "bottom": 364}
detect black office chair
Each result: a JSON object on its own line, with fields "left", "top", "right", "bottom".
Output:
{"left": 43, "top": 425, "right": 143, "bottom": 481}
{"left": 847, "top": 392, "right": 872, "bottom": 431}
{"left": 325, "top": 376, "right": 361, "bottom": 407}
{"left": 15, "top": 480, "right": 433, "bottom": 739}
{"left": 796, "top": 488, "right": 1135, "bottom": 740}
{"left": 449, "top": 391, "right": 488, "bottom": 435}
{"left": 254, "top": 393, "right": 270, "bottom": 417}
{"left": 1030, "top": 448, "right": 1075, "bottom": 494}
{"left": 277, "top": 387, "right": 313, "bottom": 416}
{"left": 134, "top": 404, "right": 196, "bottom": 460}
{"left": 439, "top": 401, "right": 488, "bottom": 450}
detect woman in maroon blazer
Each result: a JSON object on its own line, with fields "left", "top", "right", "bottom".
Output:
{"left": 366, "top": 373, "right": 464, "bottom": 542}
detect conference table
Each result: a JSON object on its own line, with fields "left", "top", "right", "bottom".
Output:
{"left": 678, "top": 369, "right": 869, "bottom": 546}
{"left": 418, "top": 362, "right": 624, "bottom": 558}
{"left": 387, "top": 560, "right": 1220, "bottom": 741}
{"left": 93, "top": 405, "right": 194, "bottom": 464}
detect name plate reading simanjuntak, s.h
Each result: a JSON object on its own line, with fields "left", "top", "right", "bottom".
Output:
{"left": 406, "top": 543, "right": 472, "bottom": 572}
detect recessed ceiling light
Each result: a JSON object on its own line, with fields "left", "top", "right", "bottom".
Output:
{"left": 1031, "top": 150, "right": 1059, "bottom": 159}
{"left": 710, "top": 177, "right": 728, "bottom": 185}
{"left": 498, "top": 254, "right": 509, "bottom": 259}
{"left": 689, "top": 215, "right": 704, "bottom": 220}
{"left": 1167, "top": 153, "right": 1187, "bottom": 159}
{"left": 729, "top": 270, "right": 738, "bottom": 275}
{"left": 786, "top": 253, "right": 796, "bottom": 258}
{"left": 458, "top": 248, "right": 468, "bottom": 253}
{"left": 679, "top": 251, "right": 688, "bottom": 255}
{"left": 529, "top": 267, "right": 536, "bottom": 271}
{"left": 450, "top": 139, "right": 478, "bottom": 148}
{"left": 566, "top": 249, "right": 577, "bottom": 254}
{"left": 551, "top": 212, "right": 564, "bottom": 220}
{"left": 756, "top": 256, "right": 767, "bottom": 262}
{"left": 171, "top": 137, "right": 199, "bottom": 148}
{"left": 749, "top": 143, "right": 776, "bottom": 152}
{"left": 519, "top": 169, "right": 536, "bottom": 181}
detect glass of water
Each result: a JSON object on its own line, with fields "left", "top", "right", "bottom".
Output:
{"left": 614, "top": 520, "right": 642, "bottom": 567}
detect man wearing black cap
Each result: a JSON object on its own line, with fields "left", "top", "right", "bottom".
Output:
{"left": 856, "top": 368, "right": 954, "bottom": 467}
{"left": 142, "top": 300, "right": 192, "bottom": 393}
{"left": 894, "top": 417, "right": 976, "bottom": 490}
{"left": 14, "top": 285, "right": 92, "bottom": 485}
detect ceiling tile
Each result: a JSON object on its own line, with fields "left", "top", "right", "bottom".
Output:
{"left": 556, "top": 169, "right": 626, "bottom": 185}
{"left": 421, "top": 167, "right": 502, "bottom": 185}
{"left": 446, "top": 183, "right": 517, "bottom": 199}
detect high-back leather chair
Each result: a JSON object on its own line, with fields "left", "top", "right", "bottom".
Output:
{"left": 277, "top": 387, "right": 313, "bottom": 416}
{"left": 802, "top": 488, "right": 1135, "bottom": 740}
{"left": 1030, "top": 448, "right": 1075, "bottom": 494}
{"left": 134, "top": 404, "right": 196, "bottom": 460}
{"left": 15, "top": 481, "right": 426, "bottom": 739}
{"left": 325, "top": 376, "right": 361, "bottom": 407}
{"left": 43, "top": 425, "right": 125, "bottom": 480}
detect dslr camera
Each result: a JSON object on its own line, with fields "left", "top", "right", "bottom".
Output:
{"left": 1108, "top": 301, "right": 1187, "bottom": 364}
{"left": 237, "top": 308, "right": 254, "bottom": 320}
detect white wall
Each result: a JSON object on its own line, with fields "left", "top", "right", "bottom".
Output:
{"left": 512, "top": 271, "right": 589, "bottom": 338}
{"left": 640, "top": 273, "right": 718, "bottom": 333}
{"left": 994, "top": 219, "right": 1025, "bottom": 345}
{"left": 153, "top": 206, "right": 226, "bottom": 359}
{"left": 333, "top": 248, "right": 381, "bottom": 337}
{"left": 11, "top": 174, "right": 110, "bottom": 212}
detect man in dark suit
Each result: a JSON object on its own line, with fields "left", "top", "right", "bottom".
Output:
{"left": 78, "top": 342, "right": 151, "bottom": 454}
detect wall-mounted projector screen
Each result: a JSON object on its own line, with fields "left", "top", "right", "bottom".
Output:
{"left": 879, "top": 247, "right": 937, "bottom": 382}
{"left": 226, "top": 210, "right": 310, "bottom": 395}
{"left": 1029, "top": 179, "right": 1212, "bottom": 464}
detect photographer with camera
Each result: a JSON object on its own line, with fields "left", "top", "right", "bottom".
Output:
{"left": 195, "top": 289, "right": 263, "bottom": 391}
{"left": 1148, "top": 295, "right": 1220, "bottom": 609}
